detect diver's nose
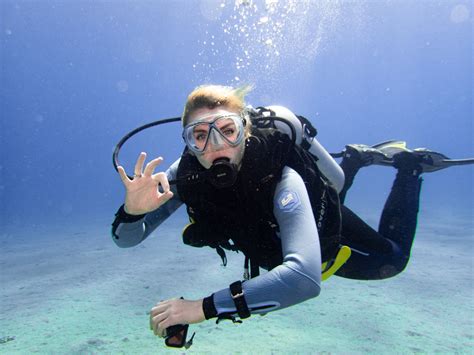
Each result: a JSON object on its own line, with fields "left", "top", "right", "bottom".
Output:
{"left": 207, "top": 128, "right": 227, "bottom": 151}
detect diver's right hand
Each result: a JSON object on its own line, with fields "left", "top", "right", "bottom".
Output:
{"left": 117, "top": 152, "right": 174, "bottom": 215}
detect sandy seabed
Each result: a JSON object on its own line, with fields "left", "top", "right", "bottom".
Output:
{"left": 1, "top": 209, "right": 472, "bottom": 354}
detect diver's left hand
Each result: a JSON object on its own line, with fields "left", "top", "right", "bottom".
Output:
{"left": 149, "top": 298, "right": 205, "bottom": 337}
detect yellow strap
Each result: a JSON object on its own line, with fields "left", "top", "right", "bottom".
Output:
{"left": 181, "top": 217, "right": 195, "bottom": 236}
{"left": 321, "top": 245, "right": 352, "bottom": 281}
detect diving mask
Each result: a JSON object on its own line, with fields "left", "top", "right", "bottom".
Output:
{"left": 182, "top": 113, "right": 246, "bottom": 154}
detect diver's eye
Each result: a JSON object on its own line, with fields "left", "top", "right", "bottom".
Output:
{"left": 194, "top": 132, "right": 208, "bottom": 142}
{"left": 222, "top": 128, "right": 235, "bottom": 137}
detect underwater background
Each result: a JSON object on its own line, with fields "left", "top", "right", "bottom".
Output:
{"left": 1, "top": 0, "right": 472, "bottom": 353}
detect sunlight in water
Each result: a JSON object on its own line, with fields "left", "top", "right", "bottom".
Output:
{"left": 195, "top": 0, "right": 343, "bottom": 85}
{"left": 450, "top": 4, "right": 470, "bottom": 24}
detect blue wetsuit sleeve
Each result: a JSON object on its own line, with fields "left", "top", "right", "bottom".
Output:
{"left": 112, "top": 158, "right": 184, "bottom": 248}
{"left": 212, "top": 166, "right": 322, "bottom": 315}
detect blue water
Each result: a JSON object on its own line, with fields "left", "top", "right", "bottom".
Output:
{"left": 1, "top": 1, "right": 473, "bottom": 353}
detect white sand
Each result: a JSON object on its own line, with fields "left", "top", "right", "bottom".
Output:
{"left": 1, "top": 209, "right": 472, "bottom": 354}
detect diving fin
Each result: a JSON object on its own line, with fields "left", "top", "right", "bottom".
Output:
{"left": 403, "top": 148, "right": 474, "bottom": 173}
{"left": 337, "top": 140, "right": 474, "bottom": 173}
{"left": 342, "top": 144, "right": 389, "bottom": 167}
{"left": 342, "top": 140, "right": 406, "bottom": 167}
{"left": 372, "top": 140, "right": 407, "bottom": 159}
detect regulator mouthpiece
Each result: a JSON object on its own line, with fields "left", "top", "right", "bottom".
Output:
{"left": 207, "top": 158, "right": 238, "bottom": 188}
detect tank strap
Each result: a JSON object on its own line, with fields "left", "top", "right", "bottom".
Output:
{"left": 296, "top": 115, "right": 318, "bottom": 150}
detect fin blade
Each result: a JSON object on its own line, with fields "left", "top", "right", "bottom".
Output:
{"left": 440, "top": 158, "right": 474, "bottom": 167}
{"left": 372, "top": 140, "right": 408, "bottom": 159}
{"left": 372, "top": 140, "right": 407, "bottom": 150}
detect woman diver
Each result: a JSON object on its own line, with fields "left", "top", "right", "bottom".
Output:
{"left": 111, "top": 84, "right": 473, "bottom": 346}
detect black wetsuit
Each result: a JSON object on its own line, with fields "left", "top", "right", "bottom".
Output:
{"left": 336, "top": 158, "right": 423, "bottom": 280}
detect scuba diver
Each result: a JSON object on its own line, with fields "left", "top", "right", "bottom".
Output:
{"left": 111, "top": 84, "right": 473, "bottom": 348}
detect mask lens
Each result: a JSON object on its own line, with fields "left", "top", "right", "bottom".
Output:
{"left": 214, "top": 117, "right": 240, "bottom": 144}
{"left": 188, "top": 122, "right": 210, "bottom": 152}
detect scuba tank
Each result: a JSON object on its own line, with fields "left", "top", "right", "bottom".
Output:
{"left": 247, "top": 105, "right": 345, "bottom": 193}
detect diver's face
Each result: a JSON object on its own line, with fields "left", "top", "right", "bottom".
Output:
{"left": 187, "top": 107, "right": 245, "bottom": 169}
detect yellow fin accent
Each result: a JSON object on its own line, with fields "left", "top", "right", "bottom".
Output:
{"left": 388, "top": 142, "right": 406, "bottom": 149}
{"left": 321, "top": 245, "right": 352, "bottom": 281}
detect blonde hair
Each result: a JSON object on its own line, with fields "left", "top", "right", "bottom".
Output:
{"left": 182, "top": 84, "right": 254, "bottom": 136}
